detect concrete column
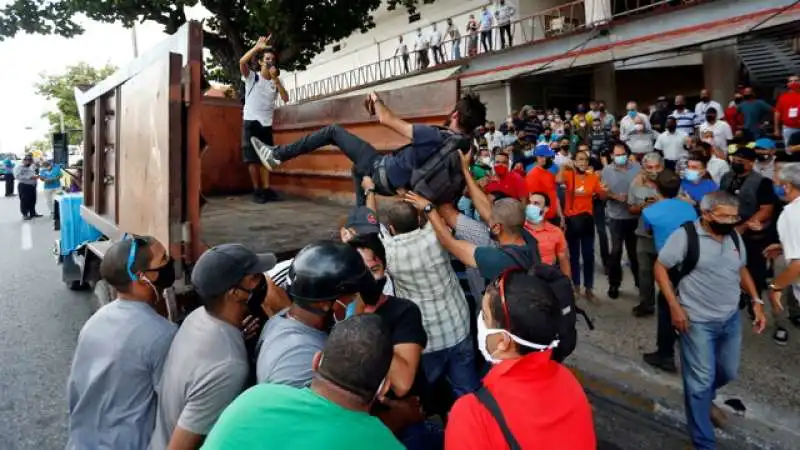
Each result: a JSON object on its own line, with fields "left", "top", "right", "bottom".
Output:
{"left": 504, "top": 81, "right": 512, "bottom": 116}
{"left": 593, "top": 62, "right": 617, "bottom": 114}
{"left": 702, "top": 42, "right": 738, "bottom": 106}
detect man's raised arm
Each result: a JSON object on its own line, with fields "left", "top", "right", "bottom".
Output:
{"left": 239, "top": 35, "right": 270, "bottom": 77}
{"left": 370, "top": 92, "right": 414, "bottom": 140}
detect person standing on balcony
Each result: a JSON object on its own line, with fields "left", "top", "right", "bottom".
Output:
{"left": 466, "top": 14, "right": 479, "bottom": 57}
{"left": 774, "top": 75, "right": 800, "bottom": 146}
{"left": 495, "top": 0, "right": 516, "bottom": 49}
{"left": 394, "top": 36, "right": 410, "bottom": 74}
{"left": 446, "top": 18, "right": 461, "bottom": 60}
{"left": 414, "top": 28, "right": 430, "bottom": 70}
{"left": 239, "top": 35, "right": 289, "bottom": 204}
{"left": 479, "top": 6, "right": 493, "bottom": 53}
{"left": 430, "top": 22, "right": 445, "bottom": 65}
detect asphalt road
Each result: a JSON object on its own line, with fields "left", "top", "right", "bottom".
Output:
{"left": 0, "top": 190, "right": 700, "bottom": 450}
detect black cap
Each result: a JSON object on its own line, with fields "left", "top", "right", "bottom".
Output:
{"left": 345, "top": 206, "right": 380, "bottom": 235}
{"left": 657, "top": 96, "right": 667, "bottom": 102}
{"left": 192, "top": 244, "right": 277, "bottom": 299}
{"left": 731, "top": 146, "right": 757, "bottom": 161}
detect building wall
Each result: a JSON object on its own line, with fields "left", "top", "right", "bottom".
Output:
{"left": 614, "top": 65, "right": 705, "bottom": 112}
{"left": 470, "top": 82, "right": 510, "bottom": 125}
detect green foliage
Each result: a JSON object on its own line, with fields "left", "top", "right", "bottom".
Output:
{"left": 34, "top": 62, "right": 116, "bottom": 144}
{"left": 1, "top": 0, "right": 436, "bottom": 87}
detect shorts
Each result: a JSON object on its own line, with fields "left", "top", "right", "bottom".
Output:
{"left": 242, "top": 120, "right": 273, "bottom": 164}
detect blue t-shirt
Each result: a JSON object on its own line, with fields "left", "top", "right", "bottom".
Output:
{"left": 385, "top": 125, "right": 444, "bottom": 188}
{"left": 680, "top": 178, "right": 718, "bottom": 204}
{"left": 40, "top": 164, "right": 62, "bottom": 190}
{"left": 642, "top": 198, "right": 698, "bottom": 251}
{"left": 737, "top": 100, "right": 772, "bottom": 137}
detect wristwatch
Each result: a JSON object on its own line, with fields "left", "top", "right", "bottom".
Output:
{"left": 423, "top": 203, "right": 434, "bottom": 214}
{"left": 768, "top": 283, "right": 782, "bottom": 292}
{"left": 364, "top": 188, "right": 374, "bottom": 196}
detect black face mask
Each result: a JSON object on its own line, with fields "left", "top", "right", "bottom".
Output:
{"left": 706, "top": 115, "right": 716, "bottom": 122}
{"left": 599, "top": 107, "right": 606, "bottom": 112}
{"left": 744, "top": 94, "right": 755, "bottom": 100}
{"left": 675, "top": 103, "right": 685, "bottom": 109}
{"left": 757, "top": 153, "right": 772, "bottom": 162}
{"left": 708, "top": 221, "right": 735, "bottom": 236}
{"left": 246, "top": 274, "right": 269, "bottom": 322}
{"left": 489, "top": 128, "right": 496, "bottom": 133}
{"left": 734, "top": 98, "right": 743, "bottom": 105}
{"left": 667, "top": 124, "right": 677, "bottom": 132}
{"left": 560, "top": 145, "right": 570, "bottom": 150}
{"left": 701, "top": 96, "right": 710, "bottom": 102}
{"left": 543, "top": 158, "right": 554, "bottom": 169}
{"left": 150, "top": 258, "right": 176, "bottom": 291}
{"left": 731, "top": 162, "right": 747, "bottom": 174}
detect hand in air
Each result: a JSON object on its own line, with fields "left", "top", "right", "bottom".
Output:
{"left": 361, "top": 176, "right": 376, "bottom": 191}
{"left": 256, "top": 34, "right": 272, "bottom": 49}
{"left": 404, "top": 191, "right": 432, "bottom": 211}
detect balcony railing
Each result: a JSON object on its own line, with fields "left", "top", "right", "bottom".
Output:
{"left": 281, "top": 0, "right": 698, "bottom": 105}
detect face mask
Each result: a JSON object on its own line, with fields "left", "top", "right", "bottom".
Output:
{"left": 560, "top": 144, "right": 570, "bottom": 150}
{"left": 667, "top": 124, "right": 677, "bottom": 132}
{"left": 708, "top": 220, "right": 735, "bottom": 235}
{"left": 744, "top": 94, "right": 755, "bottom": 100}
{"left": 489, "top": 128, "right": 496, "bottom": 132}
{"left": 150, "top": 258, "right": 176, "bottom": 291}
{"left": 706, "top": 114, "right": 716, "bottom": 122}
{"left": 547, "top": 115, "right": 554, "bottom": 120}
{"left": 245, "top": 274, "right": 269, "bottom": 320}
{"left": 627, "top": 110, "right": 636, "bottom": 118}
{"left": 614, "top": 155, "right": 627, "bottom": 165}
{"left": 580, "top": 121, "right": 587, "bottom": 128}
{"left": 599, "top": 107, "right": 606, "bottom": 112}
{"left": 494, "top": 165, "right": 509, "bottom": 177}
{"left": 635, "top": 124, "right": 644, "bottom": 131}
{"left": 457, "top": 196, "right": 473, "bottom": 212}
{"left": 334, "top": 299, "right": 358, "bottom": 322}
{"left": 684, "top": 169, "right": 700, "bottom": 182}
{"left": 734, "top": 97, "right": 743, "bottom": 105}
{"left": 675, "top": 103, "right": 685, "bottom": 110}
{"left": 646, "top": 171, "right": 659, "bottom": 181}
{"left": 774, "top": 184, "right": 786, "bottom": 198}
{"left": 565, "top": 114, "right": 572, "bottom": 120}
{"left": 757, "top": 153, "right": 773, "bottom": 163}
{"left": 537, "top": 115, "right": 545, "bottom": 121}
{"left": 360, "top": 275, "right": 386, "bottom": 306}
{"left": 701, "top": 96, "right": 710, "bottom": 102}
{"left": 790, "top": 81, "right": 800, "bottom": 91}
{"left": 476, "top": 311, "right": 558, "bottom": 364}
{"left": 479, "top": 156, "right": 492, "bottom": 166}
{"left": 730, "top": 162, "right": 746, "bottom": 174}
{"left": 525, "top": 204, "right": 544, "bottom": 223}
{"left": 543, "top": 158, "right": 554, "bottom": 169}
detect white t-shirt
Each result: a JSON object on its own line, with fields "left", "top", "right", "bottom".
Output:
{"left": 699, "top": 120, "right": 733, "bottom": 152}
{"left": 777, "top": 197, "right": 800, "bottom": 300}
{"left": 654, "top": 130, "right": 688, "bottom": 161}
{"left": 242, "top": 70, "right": 278, "bottom": 127}
{"left": 694, "top": 100, "right": 723, "bottom": 122}
{"left": 707, "top": 155, "right": 730, "bottom": 185}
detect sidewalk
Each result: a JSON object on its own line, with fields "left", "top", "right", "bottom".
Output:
{"left": 568, "top": 258, "right": 800, "bottom": 449}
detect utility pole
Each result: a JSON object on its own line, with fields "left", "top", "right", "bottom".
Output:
{"left": 131, "top": 24, "right": 139, "bottom": 58}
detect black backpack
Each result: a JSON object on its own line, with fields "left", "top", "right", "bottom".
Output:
{"left": 409, "top": 128, "right": 470, "bottom": 204}
{"left": 499, "top": 247, "right": 594, "bottom": 363}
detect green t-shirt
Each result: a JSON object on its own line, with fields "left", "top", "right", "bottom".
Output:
{"left": 202, "top": 384, "right": 403, "bottom": 450}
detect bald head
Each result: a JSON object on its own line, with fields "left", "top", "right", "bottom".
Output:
{"left": 492, "top": 198, "right": 525, "bottom": 235}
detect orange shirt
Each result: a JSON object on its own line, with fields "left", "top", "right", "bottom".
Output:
{"left": 563, "top": 169, "right": 603, "bottom": 217}
{"left": 524, "top": 221, "right": 566, "bottom": 265}
{"left": 525, "top": 167, "right": 559, "bottom": 219}
{"left": 445, "top": 351, "right": 596, "bottom": 450}
{"left": 485, "top": 172, "right": 528, "bottom": 200}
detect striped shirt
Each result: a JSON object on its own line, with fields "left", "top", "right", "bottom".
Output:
{"left": 383, "top": 222, "right": 470, "bottom": 353}
{"left": 670, "top": 109, "right": 698, "bottom": 136}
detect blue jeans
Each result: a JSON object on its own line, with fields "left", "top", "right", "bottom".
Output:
{"left": 783, "top": 126, "right": 800, "bottom": 148}
{"left": 679, "top": 312, "right": 742, "bottom": 450}
{"left": 422, "top": 337, "right": 480, "bottom": 398}
{"left": 568, "top": 231, "right": 595, "bottom": 289}
{"left": 451, "top": 40, "right": 461, "bottom": 60}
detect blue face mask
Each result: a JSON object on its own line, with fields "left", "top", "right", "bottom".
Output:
{"left": 345, "top": 300, "right": 358, "bottom": 319}
{"left": 525, "top": 204, "right": 544, "bottom": 224}
{"left": 684, "top": 169, "right": 700, "bottom": 182}
{"left": 614, "top": 155, "right": 627, "bottom": 166}
{"left": 457, "top": 196, "right": 473, "bottom": 213}
{"left": 774, "top": 184, "right": 786, "bottom": 199}
{"left": 627, "top": 110, "right": 637, "bottom": 118}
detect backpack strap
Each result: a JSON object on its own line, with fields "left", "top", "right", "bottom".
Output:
{"left": 474, "top": 387, "right": 522, "bottom": 450}
{"left": 678, "top": 222, "right": 700, "bottom": 283}
{"left": 499, "top": 246, "right": 530, "bottom": 271}
{"left": 729, "top": 230, "right": 741, "bottom": 253}
{"left": 245, "top": 72, "right": 260, "bottom": 102}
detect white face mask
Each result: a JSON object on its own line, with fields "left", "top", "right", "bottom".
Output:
{"left": 476, "top": 310, "right": 559, "bottom": 364}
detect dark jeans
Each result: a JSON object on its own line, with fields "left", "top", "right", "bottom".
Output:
{"left": 480, "top": 30, "right": 492, "bottom": 52}
{"left": 608, "top": 218, "right": 640, "bottom": 289}
{"left": 499, "top": 24, "right": 513, "bottom": 48}
{"left": 402, "top": 54, "right": 410, "bottom": 73}
{"left": 742, "top": 232, "right": 771, "bottom": 294}
{"left": 655, "top": 291, "right": 676, "bottom": 358}
{"left": 422, "top": 337, "right": 480, "bottom": 399}
{"left": 18, "top": 183, "right": 37, "bottom": 217}
{"left": 593, "top": 199, "right": 610, "bottom": 267}
{"left": 274, "top": 124, "right": 385, "bottom": 206}
{"left": 431, "top": 45, "right": 445, "bottom": 64}
{"left": 398, "top": 420, "right": 444, "bottom": 450}
{"left": 567, "top": 223, "right": 595, "bottom": 289}
{"left": 637, "top": 236, "right": 657, "bottom": 309}
{"left": 4, "top": 174, "right": 14, "bottom": 196}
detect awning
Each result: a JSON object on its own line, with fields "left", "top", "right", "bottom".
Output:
{"left": 328, "top": 66, "right": 463, "bottom": 99}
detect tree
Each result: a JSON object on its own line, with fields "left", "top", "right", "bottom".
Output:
{"left": 1, "top": 0, "right": 434, "bottom": 87}
{"left": 34, "top": 62, "right": 116, "bottom": 144}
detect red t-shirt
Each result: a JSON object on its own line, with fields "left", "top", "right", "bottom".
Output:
{"left": 724, "top": 105, "right": 745, "bottom": 132}
{"left": 776, "top": 91, "right": 800, "bottom": 129}
{"left": 524, "top": 166, "right": 559, "bottom": 219}
{"left": 445, "top": 351, "right": 596, "bottom": 450}
{"left": 485, "top": 172, "right": 527, "bottom": 200}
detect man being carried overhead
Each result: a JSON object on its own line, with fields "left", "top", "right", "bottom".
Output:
{"left": 251, "top": 92, "right": 486, "bottom": 206}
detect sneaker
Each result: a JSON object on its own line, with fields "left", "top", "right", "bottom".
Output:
{"left": 773, "top": 326, "right": 789, "bottom": 346}
{"left": 252, "top": 190, "right": 268, "bottom": 204}
{"left": 22, "top": 215, "right": 31, "bottom": 221}
{"left": 710, "top": 404, "right": 728, "bottom": 429}
{"left": 607, "top": 286, "right": 620, "bottom": 299}
{"left": 251, "top": 137, "right": 282, "bottom": 171}
{"left": 642, "top": 351, "right": 677, "bottom": 373}
{"left": 632, "top": 304, "right": 655, "bottom": 317}
{"left": 261, "top": 188, "right": 281, "bottom": 202}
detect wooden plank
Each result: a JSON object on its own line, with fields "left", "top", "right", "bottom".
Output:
{"left": 82, "top": 103, "right": 95, "bottom": 208}
{"left": 93, "top": 97, "right": 107, "bottom": 212}
{"left": 199, "top": 100, "right": 249, "bottom": 195}
{"left": 184, "top": 21, "right": 204, "bottom": 262}
{"left": 117, "top": 54, "right": 181, "bottom": 251}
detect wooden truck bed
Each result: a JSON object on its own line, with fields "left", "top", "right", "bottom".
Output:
{"left": 200, "top": 195, "right": 350, "bottom": 257}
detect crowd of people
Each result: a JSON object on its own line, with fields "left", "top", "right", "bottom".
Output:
{"left": 65, "top": 40, "right": 800, "bottom": 450}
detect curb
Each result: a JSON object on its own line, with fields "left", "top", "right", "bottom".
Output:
{"left": 566, "top": 342, "right": 799, "bottom": 450}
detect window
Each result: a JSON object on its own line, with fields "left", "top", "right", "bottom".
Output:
{"left": 332, "top": 44, "right": 342, "bottom": 53}
{"left": 409, "top": 12, "right": 421, "bottom": 23}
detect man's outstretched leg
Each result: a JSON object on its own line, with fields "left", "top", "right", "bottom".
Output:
{"left": 252, "top": 124, "right": 381, "bottom": 176}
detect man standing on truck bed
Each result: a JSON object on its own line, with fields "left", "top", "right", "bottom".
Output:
{"left": 251, "top": 92, "right": 486, "bottom": 206}
{"left": 239, "top": 34, "right": 289, "bottom": 204}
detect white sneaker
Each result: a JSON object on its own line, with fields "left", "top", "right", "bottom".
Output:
{"left": 250, "top": 137, "right": 282, "bottom": 171}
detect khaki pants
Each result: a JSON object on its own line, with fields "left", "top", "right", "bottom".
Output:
{"left": 44, "top": 189, "right": 58, "bottom": 215}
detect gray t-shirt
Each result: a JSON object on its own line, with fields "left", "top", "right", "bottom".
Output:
{"left": 256, "top": 308, "right": 327, "bottom": 387}
{"left": 13, "top": 164, "right": 37, "bottom": 185}
{"left": 67, "top": 300, "right": 176, "bottom": 450}
{"left": 658, "top": 221, "right": 747, "bottom": 322}
{"left": 602, "top": 162, "right": 641, "bottom": 220}
{"left": 149, "top": 307, "right": 248, "bottom": 449}
{"left": 628, "top": 180, "right": 658, "bottom": 237}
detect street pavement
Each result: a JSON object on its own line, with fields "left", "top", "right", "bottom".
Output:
{"left": 0, "top": 189, "right": 788, "bottom": 449}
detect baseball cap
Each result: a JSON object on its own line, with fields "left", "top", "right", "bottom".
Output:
{"left": 345, "top": 206, "right": 380, "bottom": 235}
{"left": 753, "top": 138, "right": 776, "bottom": 150}
{"left": 731, "top": 145, "right": 758, "bottom": 161}
{"left": 192, "top": 244, "right": 277, "bottom": 299}
{"left": 534, "top": 143, "right": 555, "bottom": 157}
